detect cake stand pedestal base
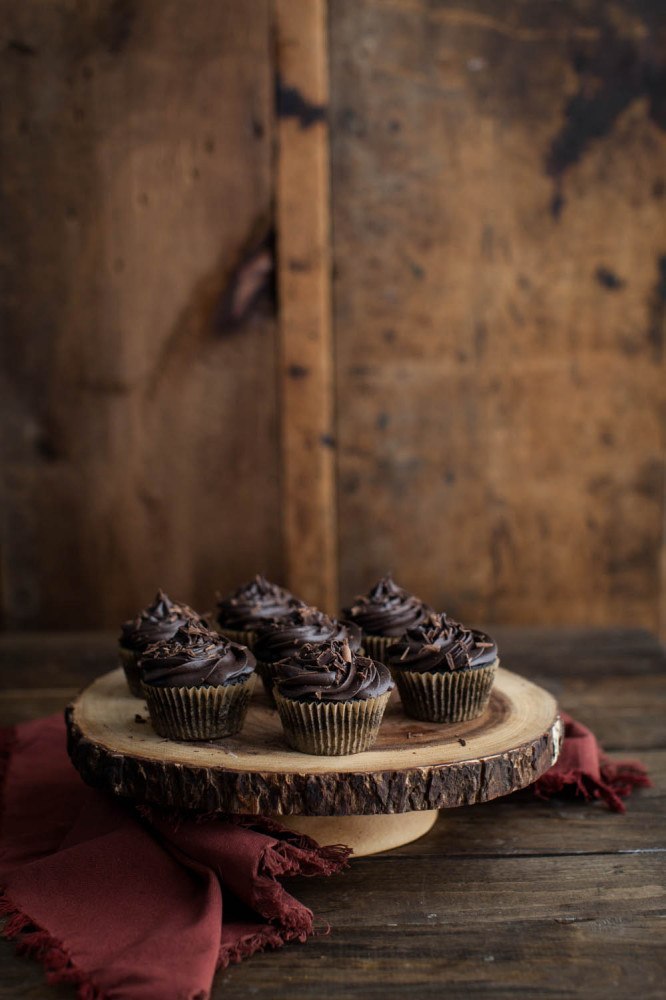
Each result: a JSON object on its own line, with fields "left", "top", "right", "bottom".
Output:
{"left": 278, "top": 809, "right": 439, "bottom": 857}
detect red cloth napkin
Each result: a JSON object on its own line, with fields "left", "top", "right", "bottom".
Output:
{"left": 534, "top": 711, "right": 651, "bottom": 812}
{"left": 0, "top": 715, "right": 350, "bottom": 1000}
{"left": 0, "top": 711, "right": 650, "bottom": 1000}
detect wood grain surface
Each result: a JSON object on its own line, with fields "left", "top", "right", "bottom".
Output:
{"left": 330, "top": 0, "right": 666, "bottom": 632}
{"left": 275, "top": 0, "right": 338, "bottom": 613}
{"left": 0, "top": 0, "right": 282, "bottom": 628}
{"left": 0, "top": 626, "right": 663, "bottom": 998}
{"left": 2, "top": 1, "right": 665, "bottom": 633}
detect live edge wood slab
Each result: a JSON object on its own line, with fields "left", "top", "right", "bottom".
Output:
{"left": 65, "top": 666, "right": 560, "bottom": 855}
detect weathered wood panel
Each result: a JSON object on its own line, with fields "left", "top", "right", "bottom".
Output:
{"left": 330, "top": 0, "right": 666, "bottom": 630}
{"left": 0, "top": 0, "right": 281, "bottom": 628}
{"left": 275, "top": 0, "right": 338, "bottom": 612}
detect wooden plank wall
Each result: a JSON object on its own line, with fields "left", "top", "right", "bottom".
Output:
{"left": 1, "top": 0, "right": 665, "bottom": 632}
{"left": 0, "top": 0, "right": 282, "bottom": 627}
{"left": 330, "top": 0, "right": 666, "bottom": 632}
{"left": 275, "top": 0, "right": 337, "bottom": 613}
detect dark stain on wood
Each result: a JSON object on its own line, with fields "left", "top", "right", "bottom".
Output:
{"left": 634, "top": 459, "right": 664, "bottom": 501}
{"left": 34, "top": 426, "right": 62, "bottom": 463}
{"left": 288, "top": 259, "right": 310, "bottom": 273}
{"left": 320, "top": 433, "right": 336, "bottom": 448}
{"left": 98, "top": 0, "right": 137, "bottom": 54}
{"left": 6, "top": 40, "right": 37, "bottom": 57}
{"left": 596, "top": 266, "right": 625, "bottom": 290}
{"left": 546, "top": 20, "right": 666, "bottom": 216}
{"left": 276, "top": 75, "right": 327, "bottom": 129}
{"left": 287, "top": 364, "right": 309, "bottom": 379}
{"left": 474, "top": 321, "right": 488, "bottom": 356}
{"left": 550, "top": 190, "right": 565, "bottom": 220}
{"left": 646, "top": 253, "right": 666, "bottom": 359}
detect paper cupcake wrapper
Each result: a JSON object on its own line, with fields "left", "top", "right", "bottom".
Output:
{"left": 141, "top": 674, "right": 256, "bottom": 741}
{"left": 395, "top": 660, "right": 497, "bottom": 723}
{"left": 360, "top": 634, "right": 397, "bottom": 663}
{"left": 274, "top": 690, "right": 391, "bottom": 756}
{"left": 119, "top": 647, "right": 143, "bottom": 698}
{"left": 213, "top": 625, "right": 256, "bottom": 650}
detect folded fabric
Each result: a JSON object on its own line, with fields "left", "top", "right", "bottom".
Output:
{"left": 0, "top": 710, "right": 650, "bottom": 999}
{"left": 0, "top": 715, "right": 350, "bottom": 1000}
{"left": 534, "top": 711, "right": 651, "bottom": 812}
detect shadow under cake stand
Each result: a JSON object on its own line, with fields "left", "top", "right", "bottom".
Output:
{"left": 66, "top": 667, "right": 561, "bottom": 857}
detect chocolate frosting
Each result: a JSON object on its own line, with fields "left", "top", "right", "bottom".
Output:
{"left": 342, "top": 575, "right": 432, "bottom": 637}
{"left": 140, "top": 623, "right": 255, "bottom": 688}
{"left": 120, "top": 590, "right": 201, "bottom": 653}
{"left": 386, "top": 614, "right": 497, "bottom": 673}
{"left": 276, "top": 640, "right": 393, "bottom": 702}
{"left": 253, "top": 607, "right": 362, "bottom": 663}
{"left": 216, "top": 575, "right": 302, "bottom": 630}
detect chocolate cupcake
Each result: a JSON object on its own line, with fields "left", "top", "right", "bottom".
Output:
{"left": 253, "top": 606, "right": 362, "bottom": 704}
{"left": 386, "top": 613, "right": 498, "bottom": 723}
{"left": 140, "top": 623, "right": 256, "bottom": 741}
{"left": 341, "top": 575, "right": 432, "bottom": 663}
{"left": 274, "top": 639, "right": 393, "bottom": 755}
{"left": 119, "top": 590, "right": 201, "bottom": 697}
{"left": 215, "top": 575, "right": 303, "bottom": 648}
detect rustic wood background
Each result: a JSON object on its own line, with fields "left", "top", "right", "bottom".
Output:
{"left": 1, "top": 0, "right": 665, "bottom": 633}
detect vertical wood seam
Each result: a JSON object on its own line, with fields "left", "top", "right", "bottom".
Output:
{"left": 274, "top": 0, "right": 338, "bottom": 613}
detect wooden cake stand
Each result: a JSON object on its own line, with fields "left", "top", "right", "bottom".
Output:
{"left": 66, "top": 667, "right": 561, "bottom": 856}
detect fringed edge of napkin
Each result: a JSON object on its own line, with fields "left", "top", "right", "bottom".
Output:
{"left": 141, "top": 808, "right": 352, "bottom": 969}
{"left": 217, "top": 831, "right": 351, "bottom": 969}
{"left": 533, "top": 713, "right": 652, "bottom": 813}
{"left": 535, "top": 758, "right": 651, "bottom": 813}
{"left": 0, "top": 726, "right": 106, "bottom": 1000}
{"left": 0, "top": 896, "right": 105, "bottom": 1000}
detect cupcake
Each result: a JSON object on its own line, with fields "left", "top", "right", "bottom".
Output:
{"left": 252, "top": 606, "right": 362, "bottom": 704}
{"left": 386, "top": 613, "right": 498, "bottom": 723}
{"left": 119, "top": 590, "right": 201, "bottom": 697}
{"left": 341, "top": 575, "right": 432, "bottom": 663}
{"left": 215, "top": 575, "right": 303, "bottom": 648}
{"left": 140, "top": 622, "right": 256, "bottom": 741}
{"left": 274, "top": 639, "right": 393, "bottom": 755}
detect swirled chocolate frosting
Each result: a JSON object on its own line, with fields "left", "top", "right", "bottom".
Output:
{"left": 216, "top": 575, "right": 302, "bottom": 630}
{"left": 386, "top": 614, "right": 497, "bottom": 673}
{"left": 253, "top": 607, "right": 362, "bottom": 663}
{"left": 140, "top": 623, "right": 255, "bottom": 688}
{"left": 342, "top": 575, "right": 432, "bottom": 637}
{"left": 120, "top": 590, "right": 201, "bottom": 652}
{"left": 276, "top": 640, "right": 393, "bottom": 702}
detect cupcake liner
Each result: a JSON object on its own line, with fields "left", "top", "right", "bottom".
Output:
{"left": 395, "top": 660, "right": 497, "bottom": 723}
{"left": 213, "top": 625, "right": 256, "bottom": 650}
{"left": 360, "top": 634, "right": 397, "bottom": 663}
{"left": 274, "top": 690, "right": 391, "bottom": 756}
{"left": 141, "top": 674, "right": 256, "bottom": 741}
{"left": 119, "top": 647, "right": 143, "bottom": 698}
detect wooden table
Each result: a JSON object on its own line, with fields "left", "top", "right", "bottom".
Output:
{"left": 0, "top": 628, "right": 663, "bottom": 999}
